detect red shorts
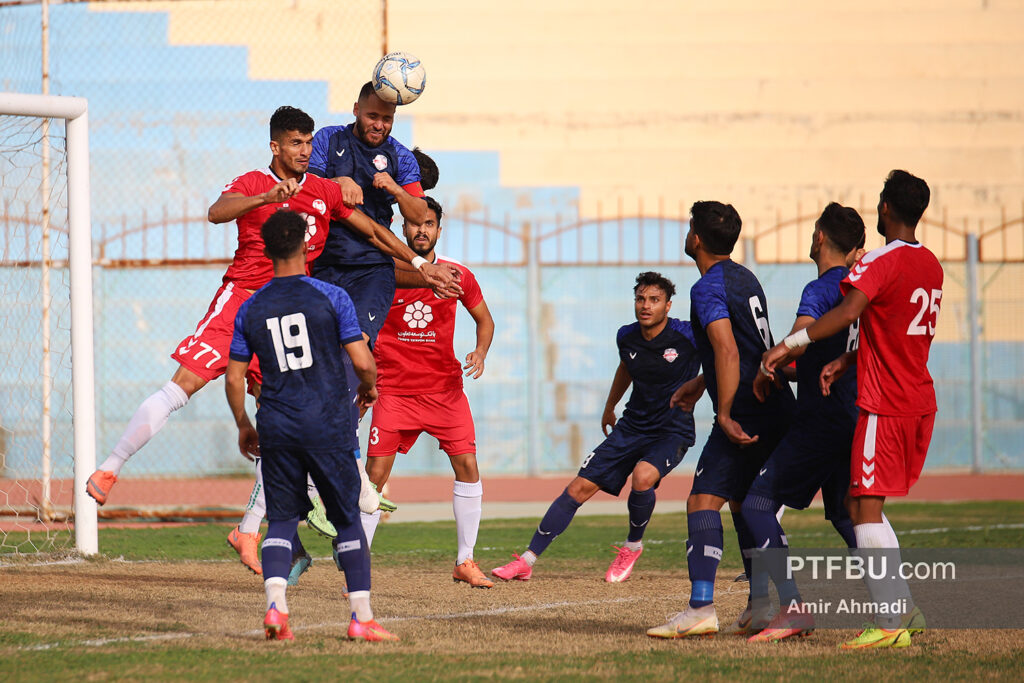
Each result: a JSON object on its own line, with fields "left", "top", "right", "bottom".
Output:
{"left": 367, "top": 389, "right": 476, "bottom": 457}
{"left": 849, "top": 410, "right": 935, "bottom": 498}
{"left": 171, "top": 282, "right": 262, "bottom": 387}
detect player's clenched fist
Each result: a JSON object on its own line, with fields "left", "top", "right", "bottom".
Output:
{"left": 262, "top": 178, "right": 301, "bottom": 204}
{"left": 372, "top": 172, "right": 400, "bottom": 195}
{"left": 333, "top": 176, "right": 364, "bottom": 207}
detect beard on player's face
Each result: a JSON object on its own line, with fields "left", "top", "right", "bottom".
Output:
{"left": 684, "top": 229, "right": 697, "bottom": 260}
{"left": 406, "top": 229, "right": 437, "bottom": 257}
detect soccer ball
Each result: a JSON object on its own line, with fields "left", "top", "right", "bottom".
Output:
{"left": 372, "top": 51, "right": 427, "bottom": 105}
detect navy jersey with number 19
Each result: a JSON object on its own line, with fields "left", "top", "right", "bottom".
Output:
{"left": 229, "top": 275, "right": 364, "bottom": 450}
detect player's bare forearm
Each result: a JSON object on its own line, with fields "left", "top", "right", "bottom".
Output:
{"left": 395, "top": 191, "right": 428, "bottom": 225}
{"left": 820, "top": 349, "right": 857, "bottom": 396}
{"left": 604, "top": 361, "right": 633, "bottom": 411}
{"left": 806, "top": 291, "right": 866, "bottom": 343}
{"left": 208, "top": 194, "right": 268, "bottom": 224}
{"left": 339, "top": 208, "right": 382, "bottom": 241}
{"left": 343, "top": 339, "right": 378, "bottom": 387}
{"left": 462, "top": 300, "right": 494, "bottom": 379}
{"left": 225, "top": 360, "right": 250, "bottom": 426}
{"left": 706, "top": 319, "right": 741, "bottom": 419}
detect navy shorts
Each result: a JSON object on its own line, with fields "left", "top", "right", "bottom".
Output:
{"left": 577, "top": 424, "right": 691, "bottom": 496}
{"left": 261, "top": 441, "right": 361, "bottom": 528}
{"left": 690, "top": 415, "right": 791, "bottom": 502}
{"left": 312, "top": 263, "right": 396, "bottom": 345}
{"left": 747, "top": 420, "right": 854, "bottom": 514}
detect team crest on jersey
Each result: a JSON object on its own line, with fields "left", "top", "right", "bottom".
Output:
{"left": 403, "top": 300, "right": 433, "bottom": 329}
{"left": 312, "top": 199, "right": 327, "bottom": 215}
{"left": 373, "top": 154, "right": 388, "bottom": 171}
{"left": 663, "top": 348, "right": 678, "bottom": 363}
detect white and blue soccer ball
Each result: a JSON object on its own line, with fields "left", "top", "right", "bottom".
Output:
{"left": 372, "top": 51, "right": 427, "bottom": 105}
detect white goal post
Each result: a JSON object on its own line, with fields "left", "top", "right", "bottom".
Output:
{"left": 0, "top": 92, "right": 96, "bottom": 555}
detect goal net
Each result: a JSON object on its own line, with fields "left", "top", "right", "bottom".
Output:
{"left": 0, "top": 93, "right": 95, "bottom": 556}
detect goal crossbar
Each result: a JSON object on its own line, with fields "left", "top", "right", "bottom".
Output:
{"left": 0, "top": 92, "right": 96, "bottom": 555}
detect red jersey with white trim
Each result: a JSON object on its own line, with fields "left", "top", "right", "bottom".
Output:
{"left": 219, "top": 168, "right": 353, "bottom": 289}
{"left": 841, "top": 239, "right": 944, "bottom": 416}
{"left": 374, "top": 257, "right": 484, "bottom": 396}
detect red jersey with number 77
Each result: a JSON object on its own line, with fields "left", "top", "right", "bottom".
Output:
{"left": 373, "top": 256, "right": 484, "bottom": 396}
{"left": 841, "top": 239, "right": 944, "bottom": 416}
{"left": 220, "top": 168, "right": 352, "bottom": 289}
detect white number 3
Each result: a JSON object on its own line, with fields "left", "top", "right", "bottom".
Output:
{"left": 907, "top": 288, "right": 942, "bottom": 336}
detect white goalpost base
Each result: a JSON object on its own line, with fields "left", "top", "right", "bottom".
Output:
{"left": 0, "top": 92, "right": 96, "bottom": 555}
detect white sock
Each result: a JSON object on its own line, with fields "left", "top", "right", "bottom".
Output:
{"left": 239, "top": 458, "right": 265, "bottom": 535}
{"left": 521, "top": 550, "right": 537, "bottom": 566}
{"left": 624, "top": 540, "right": 642, "bottom": 552}
{"left": 100, "top": 381, "right": 188, "bottom": 475}
{"left": 880, "top": 513, "right": 915, "bottom": 611}
{"left": 348, "top": 589, "right": 373, "bottom": 622}
{"left": 265, "top": 577, "right": 288, "bottom": 613}
{"left": 307, "top": 473, "right": 319, "bottom": 500}
{"left": 361, "top": 510, "right": 381, "bottom": 547}
{"left": 853, "top": 522, "right": 906, "bottom": 628}
{"left": 453, "top": 479, "right": 483, "bottom": 564}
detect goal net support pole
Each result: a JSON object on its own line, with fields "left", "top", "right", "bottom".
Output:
{"left": 0, "top": 92, "right": 96, "bottom": 555}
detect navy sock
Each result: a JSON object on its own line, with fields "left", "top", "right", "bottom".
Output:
{"left": 741, "top": 495, "right": 802, "bottom": 605}
{"left": 730, "top": 508, "right": 757, "bottom": 580}
{"left": 626, "top": 488, "right": 656, "bottom": 542}
{"left": 832, "top": 517, "right": 857, "bottom": 549}
{"left": 264, "top": 518, "right": 299, "bottom": 581}
{"left": 527, "top": 489, "right": 582, "bottom": 557}
{"left": 687, "top": 510, "right": 723, "bottom": 608}
{"left": 291, "top": 529, "right": 307, "bottom": 559}
{"left": 333, "top": 519, "right": 371, "bottom": 593}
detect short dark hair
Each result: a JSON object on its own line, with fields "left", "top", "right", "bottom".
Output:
{"left": 423, "top": 195, "right": 443, "bottom": 225}
{"left": 262, "top": 210, "right": 307, "bottom": 260}
{"left": 689, "top": 201, "right": 742, "bottom": 255}
{"left": 817, "top": 202, "right": 865, "bottom": 254}
{"left": 634, "top": 271, "right": 676, "bottom": 300}
{"left": 269, "top": 106, "right": 314, "bottom": 140}
{"left": 358, "top": 81, "right": 376, "bottom": 102}
{"left": 881, "top": 170, "right": 930, "bottom": 227}
{"left": 413, "top": 147, "right": 439, "bottom": 191}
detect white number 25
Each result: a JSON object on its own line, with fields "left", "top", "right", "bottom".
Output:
{"left": 906, "top": 288, "right": 942, "bottom": 336}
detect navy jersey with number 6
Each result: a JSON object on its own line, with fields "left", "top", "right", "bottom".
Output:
{"left": 616, "top": 318, "right": 701, "bottom": 443}
{"left": 690, "top": 260, "right": 795, "bottom": 424}
{"left": 229, "top": 275, "right": 364, "bottom": 450}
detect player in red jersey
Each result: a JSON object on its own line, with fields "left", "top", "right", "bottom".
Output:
{"left": 86, "top": 107, "right": 455, "bottom": 515}
{"left": 762, "top": 170, "right": 942, "bottom": 649}
{"left": 362, "top": 197, "right": 496, "bottom": 588}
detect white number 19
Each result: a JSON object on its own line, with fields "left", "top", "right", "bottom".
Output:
{"left": 266, "top": 313, "right": 313, "bottom": 371}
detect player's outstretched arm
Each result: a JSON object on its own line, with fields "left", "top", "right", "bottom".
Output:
{"left": 207, "top": 180, "right": 301, "bottom": 224}
{"left": 225, "top": 359, "right": 259, "bottom": 460}
{"left": 762, "top": 289, "right": 868, "bottom": 374}
{"left": 343, "top": 338, "right": 378, "bottom": 409}
{"left": 602, "top": 361, "right": 633, "bottom": 436}
{"left": 464, "top": 299, "right": 495, "bottom": 380}
{"left": 706, "top": 318, "right": 757, "bottom": 446}
{"left": 670, "top": 373, "right": 705, "bottom": 412}
{"left": 393, "top": 257, "right": 462, "bottom": 297}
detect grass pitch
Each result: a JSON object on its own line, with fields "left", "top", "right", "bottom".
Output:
{"left": 2, "top": 502, "right": 1023, "bottom": 681}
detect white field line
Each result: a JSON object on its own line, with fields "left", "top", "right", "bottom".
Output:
{"left": 4, "top": 522, "right": 1023, "bottom": 569}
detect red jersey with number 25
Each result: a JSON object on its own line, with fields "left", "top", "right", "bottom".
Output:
{"left": 841, "top": 240, "right": 944, "bottom": 416}
{"left": 220, "top": 168, "right": 352, "bottom": 289}
{"left": 374, "top": 257, "right": 484, "bottom": 396}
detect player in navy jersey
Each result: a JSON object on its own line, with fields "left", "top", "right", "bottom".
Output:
{"left": 492, "top": 272, "right": 700, "bottom": 583}
{"left": 739, "top": 202, "right": 866, "bottom": 642}
{"left": 226, "top": 210, "right": 397, "bottom": 642}
{"left": 647, "top": 201, "right": 795, "bottom": 639}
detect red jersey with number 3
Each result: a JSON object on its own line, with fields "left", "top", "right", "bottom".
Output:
{"left": 220, "top": 168, "right": 352, "bottom": 289}
{"left": 374, "top": 257, "right": 484, "bottom": 396}
{"left": 841, "top": 240, "right": 944, "bottom": 416}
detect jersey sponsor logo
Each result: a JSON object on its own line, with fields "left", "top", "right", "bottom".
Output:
{"left": 628, "top": 352, "right": 637, "bottom": 359}
{"left": 312, "top": 199, "right": 327, "bottom": 216}
{"left": 663, "top": 347, "right": 678, "bottom": 363}
{"left": 372, "top": 154, "right": 388, "bottom": 171}
{"left": 403, "top": 301, "right": 433, "bottom": 329}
